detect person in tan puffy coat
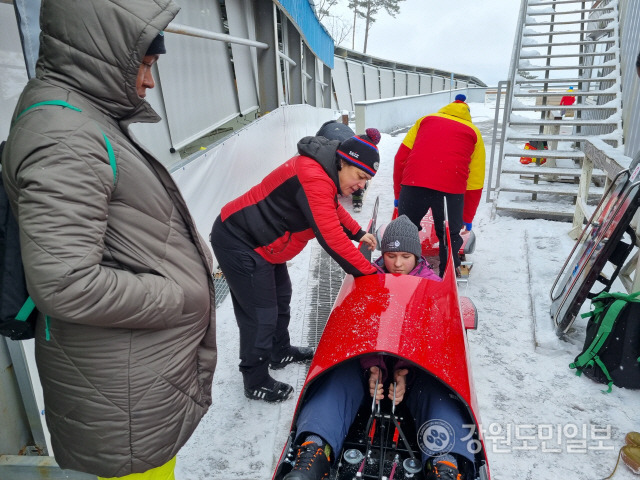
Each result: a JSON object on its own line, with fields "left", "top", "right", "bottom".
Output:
{"left": 1, "top": 1, "right": 216, "bottom": 478}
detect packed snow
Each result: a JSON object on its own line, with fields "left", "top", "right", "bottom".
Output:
{"left": 175, "top": 100, "right": 640, "bottom": 480}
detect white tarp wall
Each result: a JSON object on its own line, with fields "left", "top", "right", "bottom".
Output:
{"left": 380, "top": 69, "right": 394, "bottom": 99}
{"left": 364, "top": 65, "right": 380, "bottom": 100}
{"left": 407, "top": 73, "right": 420, "bottom": 96}
{"left": 346, "top": 60, "right": 366, "bottom": 103}
{"left": 172, "top": 105, "right": 336, "bottom": 267}
{"left": 394, "top": 71, "right": 407, "bottom": 97}
{"left": 333, "top": 58, "right": 353, "bottom": 111}
{"left": 355, "top": 88, "right": 486, "bottom": 135}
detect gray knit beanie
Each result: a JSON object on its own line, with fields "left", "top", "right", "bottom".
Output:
{"left": 381, "top": 215, "right": 422, "bottom": 258}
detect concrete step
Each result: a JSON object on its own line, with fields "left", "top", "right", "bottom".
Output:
{"left": 520, "top": 52, "right": 616, "bottom": 60}
{"left": 528, "top": 0, "right": 612, "bottom": 6}
{"left": 514, "top": 91, "right": 617, "bottom": 97}
{"left": 523, "top": 28, "right": 614, "bottom": 36}
{"left": 525, "top": 18, "right": 613, "bottom": 27}
{"left": 509, "top": 118, "right": 618, "bottom": 127}
{"left": 495, "top": 195, "right": 576, "bottom": 220}
{"left": 499, "top": 182, "right": 604, "bottom": 197}
{"left": 521, "top": 39, "right": 616, "bottom": 48}
{"left": 511, "top": 105, "right": 617, "bottom": 112}
{"left": 501, "top": 166, "right": 606, "bottom": 179}
{"left": 505, "top": 134, "right": 619, "bottom": 145}
{"left": 516, "top": 77, "right": 616, "bottom": 84}
{"left": 523, "top": 64, "right": 616, "bottom": 71}
{"left": 504, "top": 149, "right": 585, "bottom": 159}
{"left": 527, "top": 7, "right": 613, "bottom": 16}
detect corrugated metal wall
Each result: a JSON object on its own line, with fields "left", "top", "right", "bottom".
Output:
{"left": 619, "top": 0, "right": 640, "bottom": 157}
{"left": 580, "top": 0, "right": 640, "bottom": 156}
{"left": 576, "top": 1, "right": 619, "bottom": 140}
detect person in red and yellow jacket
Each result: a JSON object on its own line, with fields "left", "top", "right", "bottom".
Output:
{"left": 210, "top": 130, "right": 381, "bottom": 403}
{"left": 393, "top": 94, "right": 485, "bottom": 276}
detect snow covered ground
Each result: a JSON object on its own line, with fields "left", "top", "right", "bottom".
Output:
{"left": 175, "top": 101, "right": 640, "bottom": 480}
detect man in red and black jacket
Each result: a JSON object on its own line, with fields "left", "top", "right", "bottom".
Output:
{"left": 211, "top": 130, "right": 380, "bottom": 402}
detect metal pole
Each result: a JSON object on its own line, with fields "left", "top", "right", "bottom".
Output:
{"left": 278, "top": 51, "right": 297, "bottom": 67}
{"left": 496, "top": 80, "right": 511, "bottom": 192}
{"left": 450, "top": 72, "right": 454, "bottom": 102}
{"left": 165, "top": 22, "right": 269, "bottom": 49}
{"left": 4, "top": 339, "right": 48, "bottom": 454}
{"left": 486, "top": 80, "right": 508, "bottom": 202}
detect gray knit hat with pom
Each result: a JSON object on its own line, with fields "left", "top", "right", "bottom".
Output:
{"left": 381, "top": 215, "right": 421, "bottom": 258}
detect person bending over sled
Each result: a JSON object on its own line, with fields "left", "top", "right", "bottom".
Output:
{"left": 284, "top": 217, "right": 476, "bottom": 480}
{"left": 210, "top": 130, "right": 381, "bottom": 403}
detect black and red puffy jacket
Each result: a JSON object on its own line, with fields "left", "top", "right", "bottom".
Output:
{"left": 219, "top": 136, "right": 376, "bottom": 276}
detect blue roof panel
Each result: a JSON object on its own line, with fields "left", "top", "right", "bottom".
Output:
{"left": 277, "top": 0, "right": 335, "bottom": 68}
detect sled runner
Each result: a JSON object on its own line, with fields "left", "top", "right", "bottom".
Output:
{"left": 273, "top": 221, "right": 489, "bottom": 480}
{"left": 550, "top": 168, "right": 640, "bottom": 336}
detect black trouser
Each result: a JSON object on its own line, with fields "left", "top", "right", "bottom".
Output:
{"left": 210, "top": 216, "right": 292, "bottom": 388}
{"left": 398, "top": 185, "right": 464, "bottom": 276}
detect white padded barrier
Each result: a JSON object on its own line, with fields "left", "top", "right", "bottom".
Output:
{"left": 354, "top": 88, "right": 487, "bottom": 135}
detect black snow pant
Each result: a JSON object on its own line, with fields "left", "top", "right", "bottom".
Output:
{"left": 210, "top": 216, "right": 292, "bottom": 389}
{"left": 398, "top": 185, "right": 464, "bottom": 276}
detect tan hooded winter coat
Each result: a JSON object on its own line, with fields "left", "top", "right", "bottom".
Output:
{"left": 1, "top": 0, "right": 217, "bottom": 476}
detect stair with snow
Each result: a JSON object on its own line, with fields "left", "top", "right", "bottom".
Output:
{"left": 491, "top": 0, "right": 623, "bottom": 220}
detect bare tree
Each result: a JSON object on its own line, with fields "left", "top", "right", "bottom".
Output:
{"left": 314, "top": 0, "right": 339, "bottom": 21}
{"left": 322, "top": 15, "right": 352, "bottom": 47}
{"left": 314, "top": 0, "right": 353, "bottom": 47}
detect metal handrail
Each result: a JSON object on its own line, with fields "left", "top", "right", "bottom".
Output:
{"left": 278, "top": 51, "right": 297, "bottom": 67}
{"left": 165, "top": 22, "right": 269, "bottom": 49}
{"left": 486, "top": 81, "right": 508, "bottom": 202}
{"left": 488, "top": 0, "right": 528, "bottom": 200}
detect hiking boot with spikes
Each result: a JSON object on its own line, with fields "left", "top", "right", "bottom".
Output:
{"left": 283, "top": 441, "right": 330, "bottom": 480}
{"left": 426, "top": 459, "right": 462, "bottom": 480}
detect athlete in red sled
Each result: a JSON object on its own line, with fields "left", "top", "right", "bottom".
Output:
{"left": 273, "top": 219, "right": 489, "bottom": 480}
{"left": 389, "top": 208, "right": 476, "bottom": 278}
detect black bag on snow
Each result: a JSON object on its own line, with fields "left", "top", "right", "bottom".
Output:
{"left": 0, "top": 140, "right": 37, "bottom": 340}
{"left": 570, "top": 290, "right": 640, "bottom": 392}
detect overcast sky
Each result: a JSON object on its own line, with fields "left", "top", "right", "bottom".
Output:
{"left": 326, "top": 0, "right": 522, "bottom": 86}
